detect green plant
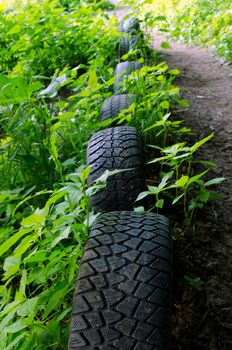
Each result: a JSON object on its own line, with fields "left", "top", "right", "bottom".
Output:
{"left": 0, "top": 0, "right": 226, "bottom": 347}
{"left": 142, "top": 0, "right": 232, "bottom": 62}
{"left": 114, "top": 64, "right": 189, "bottom": 143}
{"left": 0, "top": 0, "right": 120, "bottom": 77}
{"left": 0, "top": 166, "right": 95, "bottom": 349}
{"left": 184, "top": 275, "right": 203, "bottom": 292}
{"left": 0, "top": 2, "right": 123, "bottom": 347}
{"left": 136, "top": 134, "right": 225, "bottom": 220}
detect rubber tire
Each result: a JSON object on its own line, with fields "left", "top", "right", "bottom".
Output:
{"left": 119, "top": 17, "right": 140, "bottom": 33}
{"left": 87, "top": 126, "right": 143, "bottom": 212}
{"left": 100, "top": 94, "right": 137, "bottom": 122}
{"left": 118, "top": 35, "right": 138, "bottom": 58}
{"left": 114, "top": 62, "right": 141, "bottom": 94}
{"left": 68, "top": 211, "right": 171, "bottom": 350}
{"left": 119, "top": 20, "right": 124, "bottom": 32}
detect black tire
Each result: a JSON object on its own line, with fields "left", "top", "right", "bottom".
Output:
{"left": 87, "top": 126, "right": 143, "bottom": 212}
{"left": 100, "top": 94, "right": 137, "bottom": 122}
{"left": 119, "top": 17, "right": 140, "bottom": 34}
{"left": 69, "top": 211, "right": 171, "bottom": 350}
{"left": 119, "top": 20, "right": 124, "bottom": 32}
{"left": 118, "top": 35, "right": 138, "bottom": 58}
{"left": 114, "top": 62, "right": 141, "bottom": 94}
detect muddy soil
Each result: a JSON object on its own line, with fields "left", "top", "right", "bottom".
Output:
{"left": 110, "top": 6, "right": 232, "bottom": 349}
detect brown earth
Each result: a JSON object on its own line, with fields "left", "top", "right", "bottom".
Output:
{"left": 109, "top": 6, "right": 232, "bottom": 349}
{"left": 151, "top": 34, "right": 232, "bottom": 350}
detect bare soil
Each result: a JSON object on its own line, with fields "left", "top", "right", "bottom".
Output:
{"left": 152, "top": 35, "right": 232, "bottom": 350}
{"left": 110, "top": 6, "right": 232, "bottom": 349}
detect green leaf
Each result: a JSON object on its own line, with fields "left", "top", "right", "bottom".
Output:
{"left": 147, "top": 185, "right": 159, "bottom": 194}
{"left": 88, "top": 70, "right": 98, "bottom": 89}
{"left": 13, "top": 233, "right": 38, "bottom": 258}
{"left": 94, "top": 168, "right": 131, "bottom": 183}
{"left": 5, "top": 333, "right": 27, "bottom": 350}
{"left": 198, "top": 160, "right": 217, "bottom": 167}
{"left": 205, "top": 177, "right": 225, "bottom": 186}
{"left": 136, "top": 191, "right": 151, "bottom": 201}
{"left": 134, "top": 206, "right": 145, "bottom": 212}
{"left": 42, "top": 285, "right": 69, "bottom": 320}
{"left": 173, "top": 152, "right": 190, "bottom": 160}
{"left": 18, "top": 270, "right": 27, "bottom": 299}
{"left": 154, "top": 15, "right": 167, "bottom": 21}
{"left": 50, "top": 132, "right": 59, "bottom": 162}
{"left": 178, "top": 99, "right": 189, "bottom": 107}
{"left": 17, "top": 297, "right": 39, "bottom": 317}
{"left": 176, "top": 175, "right": 189, "bottom": 187}
{"left": 106, "top": 76, "right": 115, "bottom": 86}
{"left": 172, "top": 193, "right": 184, "bottom": 204}
{"left": 39, "top": 74, "right": 68, "bottom": 98}
{"left": 3, "top": 256, "right": 21, "bottom": 273}
{"left": 191, "top": 133, "right": 214, "bottom": 153}
{"left": 160, "top": 100, "right": 170, "bottom": 109}
{"left": 169, "top": 69, "right": 180, "bottom": 75}
{"left": 0, "top": 301, "right": 21, "bottom": 320}
{"left": 0, "top": 228, "right": 31, "bottom": 258}
{"left": 25, "top": 251, "right": 47, "bottom": 263}
{"left": 143, "top": 119, "right": 166, "bottom": 132}
{"left": 56, "top": 308, "right": 72, "bottom": 322}
{"left": 187, "top": 170, "right": 209, "bottom": 186}
{"left": 51, "top": 227, "right": 71, "bottom": 248}
{"left": 209, "top": 192, "right": 223, "bottom": 200}
{"left": 21, "top": 213, "right": 45, "bottom": 228}
{"left": 44, "top": 189, "right": 66, "bottom": 214}
{"left": 156, "top": 199, "right": 164, "bottom": 208}
{"left": 5, "top": 320, "right": 27, "bottom": 334}
{"left": 148, "top": 155, "right": 170, "bottom": 164}
{"left": 7, "top": 25, "right": 22, "bottom": 35}
{"left": 158, "top": 171, "right": 174, "bottom": 190}
{"left": 163, "top": 143, "right": 186, "bottom": 155}
{"left": 0, "top": 193, "right": 19, "bottom": 203}
{"left": 198, "top": 190, "right": 210, "bottom": 202}
{"left": 161, "top": 41, "right": 171, "bottom": 49}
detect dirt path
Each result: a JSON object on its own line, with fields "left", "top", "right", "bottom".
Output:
{"left": 152, "top": 35, "right": 232, "bottom": 350}
{"left": 109, "top": 5, "right": 232, "bottom": 348}
{"left": 152, "top": 35, "right": 232, "bottom": 233}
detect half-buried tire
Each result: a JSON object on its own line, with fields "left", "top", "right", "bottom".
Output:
{"left": 119, "top": 17, "right": 140, "bottom": 34}
{"left": 114, "top": 62, "right": 141, "bottom": 94}
{"left": 87, "top": 126, "right": 143, "bottom": 212}
{"left": 68, "top": 211, "right": 171, "bottom": 349}
{"left": 100, "top": 94, "right": 137, "bottom": 123}
{"left": 118, "top": 35, "right": 138, "bottom": 58}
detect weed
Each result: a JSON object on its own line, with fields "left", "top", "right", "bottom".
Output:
{"left": 0, "top": 1, "right": 226, "bottom": 347}
{"left": 141, "top": 0, "right": 232, "bottom": 62}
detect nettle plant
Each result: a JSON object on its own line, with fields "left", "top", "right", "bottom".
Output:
{"left": 0, "top": 166, "right": 101, "bottom": 350}
{"left": 112, "top": 64, "right": 225, "bottom": 221}
{"left": 0, "top": 62, "right": 116, "bottom": 192}
{"left": 0, "top": 0, "right": 120, "bottom": 77}
{"left": 137, "top": 134, "right": 225, "bottom": 221}
{"left": 114, "top": 63, "right": 190, "bottom": 143}
{"left": 0, "top": 3, "right": 122, "bottom": 347}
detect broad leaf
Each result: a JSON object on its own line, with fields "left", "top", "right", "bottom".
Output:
{"left": 205, "top": 177, "right": 226, "bottom": 186}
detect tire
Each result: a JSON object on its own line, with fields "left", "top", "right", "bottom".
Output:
{"left": 119, "top": 17, "right": 140, "bottom": 34}
{"left": 100, "top": 94, "right": 137, "bottom": 122}
{"left": 68, "top": 211, "right": 171, "bottom": 350}
{"left": 119, "top": 20, "right": 124, "bottom": 32}
{"left": 87, "top": 126, "right": 143, "bottom": 212}
{"left": 118, "top": 35, "right": 138, "bottom": 58}
{"left": 114, "top": 62, "right": 141, "bottom": 94}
